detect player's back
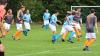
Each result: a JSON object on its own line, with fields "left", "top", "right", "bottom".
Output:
{"left": 86, "top": 14, "right": 96, "bottom": 32}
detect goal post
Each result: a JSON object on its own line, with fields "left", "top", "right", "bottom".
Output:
{"left": 71, "top": 6, "right": 100, "bottom": 11}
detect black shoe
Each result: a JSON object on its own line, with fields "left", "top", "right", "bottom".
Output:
{"left": 62, "top": 39, "right": 65, "bottom": 42}
{"left": 83, "top": 46, "right": 89, "bottom": 51}
{"left": 67, "top": 40, "right": 74, "bottom": 43}
{"left": 52, "top": 39, "right": 56, "bottom": 44}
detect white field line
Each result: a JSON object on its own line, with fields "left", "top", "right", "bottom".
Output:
{"left": 14, "top": 50, "right": 64, "bottom": 56}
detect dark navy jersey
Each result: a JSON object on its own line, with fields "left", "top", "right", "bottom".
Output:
{"left": 86, "top": 16, "right": 96, "bottom": 33}
{"left": 4, "top": 15, "right": 13, "bottom": 24}
{"left": 16, "top": 11, "right": 23, "bottom": 23}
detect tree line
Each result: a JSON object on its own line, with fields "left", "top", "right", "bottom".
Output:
{"left": 7, "top": 0, "right": 100, "bottom": 22}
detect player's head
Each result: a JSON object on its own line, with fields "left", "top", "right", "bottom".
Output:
{"left": 75, "top": 7, "right": 81, "bottom": 12}
{"left": 20, "top": 5, "right": 25, "bottom": 11}
{"left": 72, "top": 10, "right": 76, "bottom": 15}
{"left": 45, "top": 8, "right": 49, "bottom": 13}
{"left": 54, "top": 10, "right": 59, "bottom": 16}
{"left": 90, "top": 9, "right": 96, "bottom": 14}
{"left": 8, "top": 9, "right": 12, "bottom": 14}
{"left": 0, "top": 0, "right": 8, "bottom": 9}
{"left": 0, "top": 0, "right": 8, "bottom": 5}
{"left": 26, "top": 9, "right": 30, "bottom": 14}
{"left": 67, "top": 11, "right": 72, "bottom": 15}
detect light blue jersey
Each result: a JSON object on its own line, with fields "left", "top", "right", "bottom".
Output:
{"left": 23, "top": 14, "right": 31, "bottom": 23}
{"left": 50, "top": 14, "right": 57, "bottom": 26}
{"left": 43, "top": 12, "right": 50, "bottom": 20}
{"left": 63, "top": 21, "right": 69, "bottom": 27}
{"left": 67, "top": 15, "right": 74, "bottom": 24}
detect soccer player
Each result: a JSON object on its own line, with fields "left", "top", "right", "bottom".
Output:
{"left": 0, "top": 1, "right": 7, "bottom": 38}
{"left": 23, "top": 10, "right": 32, "bottom": 36}
{"left": 75, "top": 7, "right": 82, "bottom": 26}
{"left": 83, "top": 9, "right": 98, "bottom": 51}
{"left": 42, "top": 8, "right": 50, "bottom": 29}
{"left": 0, "top": 40, "right": 4, "bottom": 56}
{"left": 72, "top": 10, "right": 82, "bottom": 42}
{"left": 12, "top": 6, "right": 25, "bottom": 40}
{"left": 49, "top": 10, "right": 59, "bottom": 43}
{"left": 61, "top": 11, "right": 75, "bottom": 42}
{"left": 53, "top": 11, "right": 76, "bottom": 43}
{"left": 3, "top": 9, "right": 13, "bottom": 36}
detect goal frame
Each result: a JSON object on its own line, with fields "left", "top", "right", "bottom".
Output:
{"left": 71, "top": 6, "right": 100, "bottom": 11}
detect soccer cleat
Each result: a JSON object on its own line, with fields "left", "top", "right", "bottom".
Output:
{"left": 62, "top": 39, "right": 65, "bottom": 42}
{"left": 52, "top": 36, "right": 56, "bottom": 44}
{"left": 52, "top": 39, "right": 56, "bottom": 44}
{"left": 67, "top": 40, "right": 74, "bottom": 43}
{"left": 83, "top": 46, "right": 89, "bottom": 51}
{"left": 23, "top": 31, "right": 27, "bottom": 36}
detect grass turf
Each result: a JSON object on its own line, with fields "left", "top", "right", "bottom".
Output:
{"left": 0, "top": 24, "right": 100, "bottom": 56}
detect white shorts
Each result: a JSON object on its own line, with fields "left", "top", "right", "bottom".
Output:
{"left": 60, "top": 26, "right": 67, "bottom": 35}
{"left": 16, "top": 23, "right": 23, "bottom": 30}
{"left": 73, "top": 22, "right": 81, "bottom": 30}
{"left": 24, "top": 22, "right": 31, "bottom": 30}
{"left": 4, "top": 23, "right": 11, "bottom": 30}
{"left": 65, "top": 25, "right": 74, "bottom": 31}
{"left": 49, "top": 24, "right": 56, "bottom": 32}
{"left": 44, "top": 20, "right": 49, "bottom": 25}
{"left": 86, "top": 33, "right": 96, "bottom": 39}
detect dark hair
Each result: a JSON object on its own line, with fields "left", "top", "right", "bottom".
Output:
{"left": 20, "top": 5, "right": 25, "bottom": 9}
{"left": 0, "top": 0, "right": 8, "bottom": 5}
{"left": 75, "top": 7, "right": 81, "bottom": 11}
{"left": 90, "top": 9, "right": 95, "bottom": 13}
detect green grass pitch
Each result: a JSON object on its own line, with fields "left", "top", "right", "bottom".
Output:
{"left": 0, "top": 24, "right": 100, "bottom": 56}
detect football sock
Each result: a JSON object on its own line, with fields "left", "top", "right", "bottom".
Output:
{"left": 84, "top": 40, "right": 89, "bottom": 47}
{"left": 52, "top": 34, "right": 56, "bottom": 40}
{"left": 55, "top": 34, "right": 61, "bottom": 40}
{"left": 14, "top": 30, "right": 22, "bottom": 40}
{"left": 68, "top": 31, "right": 75, "bottom": 41}
{"left": 87, "top": 39, "right": 95, "bottom": 46}
{"left": 62, "top": 32, "right": 68, "bottom": 40}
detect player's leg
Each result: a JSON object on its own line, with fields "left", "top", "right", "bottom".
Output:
{"left": 43, "top": 20, "right": 49, "bottom": 29}
{"left": 83, "top": 33, "right": 96, "bottom": 51}
{"left": 13, "top": 23, "right": 23, "bottom": 40}
{"left": 4, "top": 23, "right": 10, "bottom": 35}
{"left": 74, "top": 23, "right": 82, "bottom": 42}
{"left": 60, "top": 27, "right": 69, "bottom": 42}
{"left": 49, "top": 24, "right": 58, "bottom": 43}
{"left": 66, "top": 25, "right": 75, "bottom": 43}
{"left": 0, "top": 22, "right": 6, "bottom": 38}
{"left": 23, "top": 22, "right": 30, "bottom": 36}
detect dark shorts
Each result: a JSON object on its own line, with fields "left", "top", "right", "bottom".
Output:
{"left": 86, "top": 28, "right": 94, "bottom": 33}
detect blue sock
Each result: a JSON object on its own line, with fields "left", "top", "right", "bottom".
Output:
{"left": 68, "top": 31, "right": 75, "bottom": 41}
{"left": 55, "top": 34, "right": 61, "bottom": 40}
{"left": 45, "top": 24, "right": 49, "bottom": 29}
{"left": 52, "top": 34, "right": 56, "bottom": 40}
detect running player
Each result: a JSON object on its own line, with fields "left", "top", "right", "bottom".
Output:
{"left": 53, "top": 11, "right": 76, "bottom": 43}
{"left": 3, "top": 9, "right": 13, "bottom": 36}
{"left": 42, "top": 8, "right": 50, "bottom": 29}
{"left": 12, "top": 6, "right": 25, "bottom": 40}
{"left": 83, "top": 9, "right": 98, "bottom": 51}
{"left": 23, "top": 9, "right": 32, "bottom": 36}
{"left": 72, "top": 9, "right": 82, "bottom": 42}
{"left": 0, "top": 1, "right": 7, "bottom": 38}
{"left": 49, "top": 10, "right": 59, "bottom": 43}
